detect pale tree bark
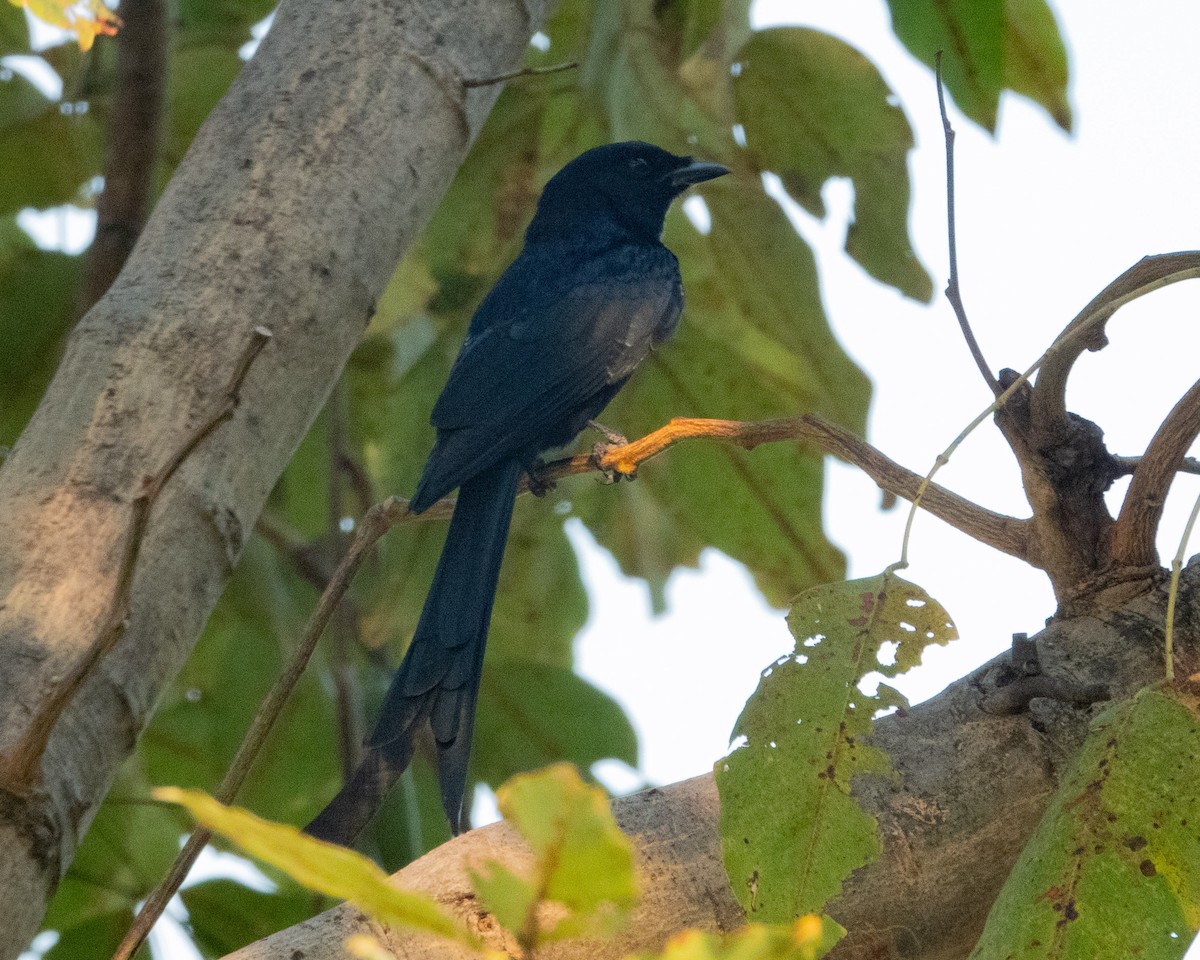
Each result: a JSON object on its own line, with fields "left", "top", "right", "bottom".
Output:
{"left": 223, "top": 566, "right": 1196, "bottom": 960}
{"left": 0, "top": 0, "right": 551, "bottom": 954}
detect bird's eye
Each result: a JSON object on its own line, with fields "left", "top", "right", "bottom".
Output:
{"left": 628, "top": 157, "right": 649, "bottom": 173}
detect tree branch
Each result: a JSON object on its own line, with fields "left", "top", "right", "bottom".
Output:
{"left": 1111, "top": 377, "right": 1200, "bottom": 567}
{"left": 220, "top": 566, "right": 1190, "bottom": 960}
{"left": 0, "top": 327, "right": 271, "bottom": 790}
{"left": 76, "top": 0, "right": 167, "bottom": 316}
{"left": 537, "top": 415, "right": 1029, "bottom": 562}
{"left": 1031, "top": 252, "right": 1200, "bottom": 444}
{"left": 935, "top": 52, "right": 999, "bottom": 396}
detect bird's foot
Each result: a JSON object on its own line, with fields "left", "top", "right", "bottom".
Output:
{"left": 586, "top": 420, "right": 635, "bottom": 483}
{"left": 524, "top": 457, "right": 557, "bottom": 497}
{"left": 590, "top": 441, "right": 636, "bottom": 484}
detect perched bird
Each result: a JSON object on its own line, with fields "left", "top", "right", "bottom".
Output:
{"left": 307, "top": 141, "right": 728, "bottom": 843}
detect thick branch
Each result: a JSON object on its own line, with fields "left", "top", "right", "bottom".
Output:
{"left": 0, "top": 0, "right": 552, "bottom": 953}
{"left": 1031, "top": 252, "right": 1200, "bottom": 444}
{"left": 77, "top": 0, "right": 167, "bottom": 315}
{"left": 1111, "top": 378, "right": 1200, "bottom": 567}
{"left": 222, "top": 567, "right": 1190, "bottom": 960}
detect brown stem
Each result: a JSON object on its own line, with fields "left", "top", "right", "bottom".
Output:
{"left": 77, "top": 0, "right": 168, "bottom": 316}
{"left": 1111, "top": 378, "right": 1200, "bottom": 567}
{"left": 1031, "top": 252, "right": 1200, "bottom": 444}
{"left": 935, "top": 52, "right": 999, "bottom": 396}
{"left": 0, "top": 327, "right": 272, "bottom": 789}
{"left": 463, "top": 60, "right": 577, "bottom": 88}
{"left": 539, "top": 415, "right": 1030, "bottom": 562}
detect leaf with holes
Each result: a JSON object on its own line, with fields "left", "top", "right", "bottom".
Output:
{"left": 969, "top": 687, "right": 1200, "bottom": 959}
{"left": 716, "top": 573, "right": 957, "bottom": 924}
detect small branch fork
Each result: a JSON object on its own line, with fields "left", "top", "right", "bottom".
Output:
{"left": 0, "top": 327, "right": 273, "bottom": 790}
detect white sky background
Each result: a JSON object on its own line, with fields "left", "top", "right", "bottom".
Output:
{"left": 576, "top": 0, "right": 1200, "bottom": 784}
{"left": 11, "top": 0, "right": 1200, "bottom": 956}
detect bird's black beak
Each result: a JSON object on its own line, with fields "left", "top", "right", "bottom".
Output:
{"left": 667, "top": 159, "right": 730, "bottom": 190}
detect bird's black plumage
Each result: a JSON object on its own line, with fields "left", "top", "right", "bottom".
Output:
{"left": 306, "top": 141, "right": 728, "bottom": 843}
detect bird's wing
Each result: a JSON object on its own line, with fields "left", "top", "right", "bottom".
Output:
{"left": 412, "top": 245, "right": 681, "bottom": 504}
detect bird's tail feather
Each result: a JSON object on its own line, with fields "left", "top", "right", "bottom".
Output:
{"left": 305, "top": 459, "right": 522, "bottom": 844}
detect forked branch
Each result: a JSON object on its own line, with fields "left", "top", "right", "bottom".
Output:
{"left": 1112, "top": 377, "right": 1200, "bottom": 567}
{"left": 1031, "top": 252, "right": 1200, "bottom": 444}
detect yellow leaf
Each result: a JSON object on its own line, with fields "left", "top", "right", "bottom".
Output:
{"left": 153, "top": 787, "right": 477, "bottom": 948}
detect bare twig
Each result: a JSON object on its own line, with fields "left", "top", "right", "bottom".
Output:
{"left": 77, "top": 0, "right": 167, "bottom": 315}
{"left": 1111, "top": 378, "right": 1200, "bottom": 568}
{"left": 935, "top": 52, "right": 999, "bottom": 396}
{"left": 254, "top": 513, "right": 334, "bottom": 591}
{"left": 1162, "top": 487, "right": 1200, "bottom": 683}
{"left": 1114, "top": 454, "right": 1200, "bottom": 477}
{"left": 538, "top": 415, "right": 1030, "bottom": 561}
{"left": 1, "top": 327, "right": 272, "bottom": 789}
{"left": 1031, "top": 252, "right": 1200, "bottom": 442}
{"left": 463, "top": 60, "right": 577, "bottom": 88}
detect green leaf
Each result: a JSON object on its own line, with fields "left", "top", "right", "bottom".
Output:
{"left": 154, "top": 786, "right": 477, "bottom": 946}
{"left": 43, "top": 910, "right": 135, "bottom": 960}
{"left": 886, "top": 0, "right": 1071, "bottom": 133}
{"left": 0, "top": 63, "right": 51, "bottom": 131}
{"left": 733, "top": 27, "right": 932, "bottom": 302}
{"left": 0, "top": 1, "right": 31, "bottom": 55}
{"left": 886, "top": 0, "right": 1005, "bottom": 131}
{"left": 181, "top": 879, "right": 314, "bottom": 957}
{"left": 716, "top": 573, "right": 957, "bottom": 921}
{"left": 628, "top": 918, "right": 843, "bottom": 960}
{"left": 470, "top": 764, "right": 637, "bottom": 946}
{"left": 1002, "top": 0, "right": 1072, "bottom": 131}
{"left": 969, "top": 688, "right": 1200, "bottom": 959}
{"left": 165, "top": 44, "right": 243, "bottom": 163}
{"left": 142, "top": 536, "right": 340, "bottom": 825}
{"left": 472, "top": 660, "right": 638, "bottom": 785}
{"left": 0, "top": 108, "right": 102, "bottom": 216}
{"left": 0, "top": 244, "right": 79, "bottom": 445}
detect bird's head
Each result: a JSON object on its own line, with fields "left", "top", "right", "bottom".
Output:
{"left": 527, "top": 141, "right": 729, "bottom": 244}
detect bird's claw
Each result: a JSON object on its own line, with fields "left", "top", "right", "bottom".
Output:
{"left": 524, "top": 458, "right": 557, "bottom": 497}
{"left": 590, "top": 441, "right": 636, "bottom": 484}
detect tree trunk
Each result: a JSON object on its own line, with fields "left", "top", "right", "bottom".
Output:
{"left": 223, "top": 567, "right": 1195, "bottom": 960}
{"left": 0, "top": 0, "right": 550, "bottom": 954}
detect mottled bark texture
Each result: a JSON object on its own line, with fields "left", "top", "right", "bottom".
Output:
{"left": 0, "top": 0, "right": 550, "bottom": 953}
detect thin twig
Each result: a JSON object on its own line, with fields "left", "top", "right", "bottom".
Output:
{"left": 1163, "top": 487, "right": 1200, "bottom": 684}
{"left": 463, "top": 60, "right": 577, "bottom": 88}
{"left": 935, "top": 51, "right": 999, "bottom": 396}
{"left": 1113, "top": 454, "right": 1200, "bottom": 477}
{"left": 1, "top": 327, "right": 272, "bottom": 789}
{"left": 1111, "top": 377, "right": 1200, "bottom": 567}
